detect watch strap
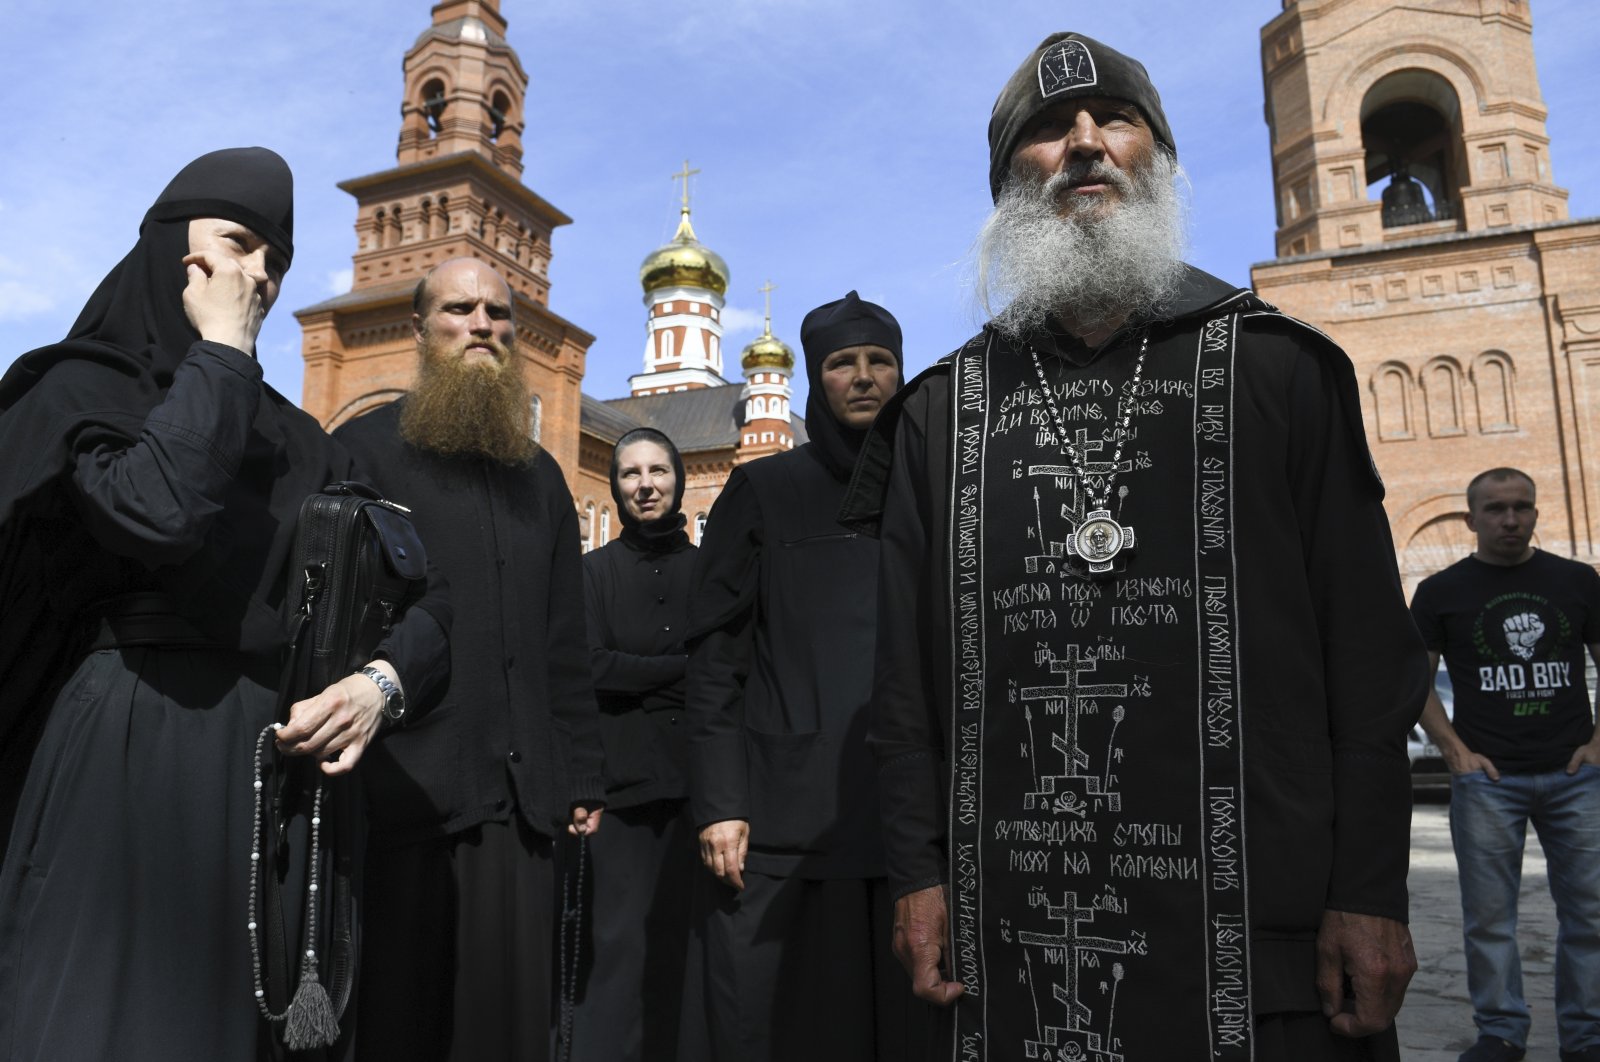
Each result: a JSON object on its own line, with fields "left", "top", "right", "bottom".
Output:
{"left": 357, "top": 665, "right": 406, "bottom": 723}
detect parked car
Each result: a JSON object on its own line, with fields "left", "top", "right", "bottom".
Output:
{"left": 1408, "top": 665, "right": 1452, "bottom": 790}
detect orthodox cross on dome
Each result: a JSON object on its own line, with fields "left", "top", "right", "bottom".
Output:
{"left": 758, "top": 279, "right": 777, "bottom": 336}
{"left": 672, "top": 159, "right": 701, "bottom": 217}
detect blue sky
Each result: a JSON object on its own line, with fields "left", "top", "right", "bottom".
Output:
{"left": 2, "top": 0, "right": 1596, "bottom": 413}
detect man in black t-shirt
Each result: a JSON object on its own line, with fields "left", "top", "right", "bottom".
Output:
{"left": 1411, "top": 468, "right": 1600, "bottom": 1062}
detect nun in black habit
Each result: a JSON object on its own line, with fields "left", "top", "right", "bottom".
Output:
{"left": 0, "top": 148, "right": 449, "bottom": 1061}
{"left": 569, "top": 427, "right": 697, "bottom": 1061}
{"left": 681, "top": 293, "right": 936, "bottom": 1061}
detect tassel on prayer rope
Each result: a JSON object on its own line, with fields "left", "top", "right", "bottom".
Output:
{"left": 283, "top": 963, "right": 341, "bottom": 1050}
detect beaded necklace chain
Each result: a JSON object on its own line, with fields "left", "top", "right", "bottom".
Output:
{"left": 1027, "top": 331, "right": 1148, "bottom": 511}
{"left": 248, "top": 722, "right": 341, "bottom": 1049}
{"left": 1027, "top": 331, "right": 1149, "bottom": 576}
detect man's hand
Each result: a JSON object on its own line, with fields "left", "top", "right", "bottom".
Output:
{"left": 276, "top": 663, "right": 394, "bottom": 776}
{"left": 182, "top": 250, "right": 267, "bottom": 354}
{"left": 697, "top": 819, "right": 748, "bottom": 890}
{"left": 1315, "top": 909, "right": 1415, "bottom": 1038}
{"left": 569, "top": 805, "right": 604, "bottom": 836}
{"left": 1443, "top": 744, "right": 1501, "bottom": 781}
{"left": 893, "top": 885, "right": 965, "bottom": 1007}
{"left": 1566, "top": 738, "right": 1600, "bottom": 775}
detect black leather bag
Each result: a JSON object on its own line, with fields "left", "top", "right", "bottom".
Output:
{"left": 250, "top": 481, "right": 427, "bottom": 1050}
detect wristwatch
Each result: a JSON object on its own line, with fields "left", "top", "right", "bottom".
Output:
{"left": 357, "top": 665, "right": 406, "bottom": 724}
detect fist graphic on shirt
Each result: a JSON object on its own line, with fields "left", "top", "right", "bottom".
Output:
{"left": 1503, "top": 612, "right": 1545, "bottom": 661}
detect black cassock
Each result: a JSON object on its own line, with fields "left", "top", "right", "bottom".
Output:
{"left": 0, "top": 340, "right": 449, "bottom": 1061}
{"left": 0, "top": 156, "right": 450, "bottom": 1062}
{"left": 571, "top": 530, "right": 697, "bottom": 1061}
{"left": 685, "top": 445, "right": 936, "bottom": 1062}
{"left": 844, "top": 267, "right": 1429, "bottom": 1061}
{"left": 334, "top": 399, "right": 604, "bottom": 1062}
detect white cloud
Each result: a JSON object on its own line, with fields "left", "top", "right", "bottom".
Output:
{"left": 328, "top": 268, "right": 353, "bottom": 294}
{"left": 0, "top": 252, "right": 74, "bottom": 324}
{"left": 720, "top": 305, "right": 766, "bottom": 334}
{"left": 0, "top": 278, "right": 58, "bottom": 323}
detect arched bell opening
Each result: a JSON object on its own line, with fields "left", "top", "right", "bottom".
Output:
{"left": 1360, "top": 69, "right": 1465, "bottom": 229}
{"left": 420, "top": 78, "right": 448, "bottom": 137}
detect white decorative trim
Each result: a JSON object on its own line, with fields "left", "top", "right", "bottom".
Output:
{"left": 629, "top": 366, "right": 728, "bottom": 393}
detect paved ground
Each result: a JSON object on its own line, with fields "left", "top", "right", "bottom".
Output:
{"left": 1400, "top": 794, "right": 1562, "bottom": 1061}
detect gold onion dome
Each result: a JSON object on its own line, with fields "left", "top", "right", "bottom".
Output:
{"left": 639, "top": 211, "right": 730, "bottom": 297}
{"left": 741, "top": 327, "right": 794, "bottom": 374}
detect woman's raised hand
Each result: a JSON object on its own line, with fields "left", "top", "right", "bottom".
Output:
{"left": 182, "top": 249, "right": 268, "bottom": 355}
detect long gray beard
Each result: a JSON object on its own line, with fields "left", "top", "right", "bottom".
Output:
{"left": 974, "top": 150, "right": 1189, "bottom": 341}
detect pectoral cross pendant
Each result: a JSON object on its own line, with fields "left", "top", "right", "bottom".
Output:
{"left": 1065, "top": 508, "right": 1137, "bottom": 576}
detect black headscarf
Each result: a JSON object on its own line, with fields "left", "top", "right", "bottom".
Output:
{"left": 610, "top": 427, "right": 690, "bottom": 553}
{"left": 799, "top": 291, "right": 905, "bottom": 481}
{"left": 3, "top": 146, "right": 295, "bottom": 410}
{"left": 0, "top": 147, "right": 299, "bottom": 841}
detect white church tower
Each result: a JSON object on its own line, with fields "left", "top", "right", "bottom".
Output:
{"left": 737, "top": 280, "right": 795, "bottom": 460}
{"left": 631, "top": 162, "right": 731, "bottom": 396}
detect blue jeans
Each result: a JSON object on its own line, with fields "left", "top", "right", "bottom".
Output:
{"left": 1449, "top": 764, "right": 1600, "bottom": 1052}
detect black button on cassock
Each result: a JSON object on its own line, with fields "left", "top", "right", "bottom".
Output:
{"left": 508, "top": 750, "right": 522, "bottom": 764}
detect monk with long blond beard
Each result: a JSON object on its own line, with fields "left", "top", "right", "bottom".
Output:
{"left": 335, "top": 257, "right": 604, "bottom": 1062}
{"left": 397, "top": 260, "right": 538, "bottom": 465}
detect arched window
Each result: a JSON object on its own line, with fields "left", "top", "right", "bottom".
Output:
{"left": 1420, "top": 357, "right": 1465, "bottom": 438}
{"left": 752, "top": 396, "right": 766, "bottom": 417}
{"left": 489, "top": 91, "right": 511, "bottom": 142}
{"left": 584, "top": 501, "right": 596, "bottom": 553}
{"left": 529, "top": 394, "right": 542, "bottom": 443}
{"left": 659, "top": 330, "right": 675, "bottom": 362}
{"left": 1370, "top": 362, "right": 1414, "bottom": 441}
{"left": 373, "top": 208, "right": 387, "bottom": 250}
{"left": 1472, "top": 351, "right": 1517, "bottom": 433}
{"left": 421, "top": 79, "right": 447, "bottom": 136}
{"left": 1402, "top": 514, "right": 1476, "bottom": 580}
{"left": 694, "top": 513, "right": 708, "bottom": 544}
{"left": 1360, "top": 69, "right": 1465, "bottom": 228}
{"left": 435, "top": 194, "right": 450, "bottom": 237}
{"left": 600, "top": 508, "right": 611, "bottom": 545}
{"left": 390, "top": 204, "right": 404, "bottom": 246}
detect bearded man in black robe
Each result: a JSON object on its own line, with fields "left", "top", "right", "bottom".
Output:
{"left": 842, "top": 33, "right": 1429, "bottom": 1061}
{"left": 334, "top": 257, "right": 604, "bottom": 1062}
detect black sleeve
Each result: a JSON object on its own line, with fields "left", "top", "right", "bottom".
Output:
{"left": 329, "top": 422, "right": 453, "bottom": 717}
{"left": 546, "top": 468, "right": 605, "bottom": 807}
{"left": 1286, "top": 338, "right": 1429, "bottom": 922}
{"left": 1582, "top": 566, "right": 1600, "bottom": 644}
{"left": 685, "top": 469, "right": 761, "bottom": 828}
{"left": 1408, "top": 577, "right": 1445, "bottom": 653}
{"left": 67, "top": 342, "right": 263, "bottom": 566}
{"left": 373, "top": 582, "right": 451, "bottom": 718}
{"left": 869, "top": 381, "right": 949, "bottom": 899}
{"left": 584, "top": 556, "right": 688, "bottom": 694}
{"left": 591, "top": 648, "right": 688, "bottom": 696}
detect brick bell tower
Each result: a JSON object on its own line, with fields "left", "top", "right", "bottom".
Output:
{"left": 295, "top": 0, "right": 594, "bottom": 478}
{"left": 1249, "top": 0, "right": 1600, "bottom": 588}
